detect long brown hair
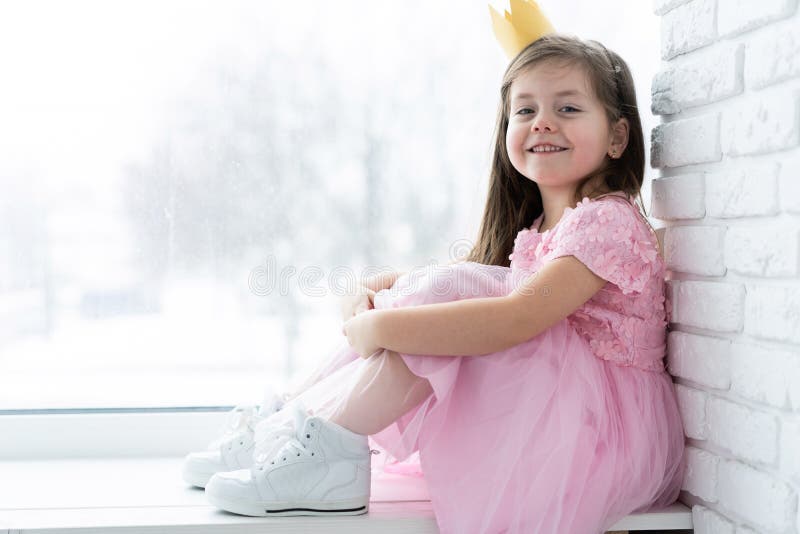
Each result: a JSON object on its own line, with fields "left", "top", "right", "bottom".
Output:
{"left": 465, "top": 34, "right": 646, "bottom": 267}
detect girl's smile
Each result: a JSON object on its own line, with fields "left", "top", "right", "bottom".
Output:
{"left": 528, "top": 143, "right": 569, "bottom": 153}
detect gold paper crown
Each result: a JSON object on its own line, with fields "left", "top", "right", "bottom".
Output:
{"left": 489, "top": 0, "right": 555, "bottom": 60}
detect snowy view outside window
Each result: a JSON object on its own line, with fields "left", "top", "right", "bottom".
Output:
{"left": 0, "top": 1, "right": 659, "bottom": 410}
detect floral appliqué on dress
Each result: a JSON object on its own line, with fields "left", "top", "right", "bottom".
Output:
{"left": 509, "top": 194, "right": 668, "bottom": 372}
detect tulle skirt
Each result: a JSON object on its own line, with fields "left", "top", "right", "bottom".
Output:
{"left": 278, "top": 262, "right": 686, "bottom": 534}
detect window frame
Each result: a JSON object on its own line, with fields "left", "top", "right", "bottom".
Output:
{"left": 0, "top": 408, "right": 232, "bottom": 459}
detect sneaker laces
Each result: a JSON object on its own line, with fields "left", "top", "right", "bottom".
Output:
{"left": 273, "top": 437, "right": 311, "bottom": 462}
{"left": 265, "top": 413, "right": 380, "bottom": 464}
{"left": 253, "top": 400, "right": 310, "bottom": 464}
{"left": 210, "top": 393, "right": 287, "bottom": 450}
{"left": 208, "top": 404, "right": 261, "bottom": 450}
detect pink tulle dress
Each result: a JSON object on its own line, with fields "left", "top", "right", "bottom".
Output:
{"left": 294, "top": 191, "right": 686, "bottom": 533}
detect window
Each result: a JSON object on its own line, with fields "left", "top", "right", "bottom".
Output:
{"left": 0, "top": 0, "right": 506, "bottom": 411}
{"left": 0, "top": 0, "right": 659, "bottom": 415}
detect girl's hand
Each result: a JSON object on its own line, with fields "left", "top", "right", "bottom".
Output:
{"left": 342, "top": 311, "right": 383, "bottom": 359}
{"left": 340, "top": 286, "right": 376, "bottom": 323}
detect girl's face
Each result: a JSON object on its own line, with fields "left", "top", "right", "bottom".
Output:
{"left": 506, "top": 61, "right": 617, "bottom": 192}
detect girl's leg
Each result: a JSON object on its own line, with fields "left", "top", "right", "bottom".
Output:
{"left": 283, "top": 340, "right": 360, "bottom": 401}
{"left": 329, "top": 349, "right": 433, "bottom": 436}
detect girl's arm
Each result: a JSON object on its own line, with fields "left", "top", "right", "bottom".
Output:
{"left": 370, "top": 255, "right": 607, "bottom": 356}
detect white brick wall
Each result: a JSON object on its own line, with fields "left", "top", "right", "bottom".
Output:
{"left": 745, "top": 284, "right": 800, "bottom": 344}
{"left": 652, "top": 1, "right": 800, "bottom": 532}
{"left": 665, "top": 225, "right": 726, "bottom": 275}
{"left": 720, "top": 89, "right": 800, "bottom": 156}
{"left": 651, "top": 113, "right": 722, "bottom": 168}
{"left": 661, "top": 0, "right": 717, "bottom": 59}
{"left": 693, "top": 505, "right": 735, "bottom": 534}
{"left": 706, "top": 163, "right": 780, "bottom": 218}
{"left": 731, "top": 343, "right": 797, "bottom": 409}
{"left": 652, "top": 42, "right": 743, "bottom": 115}
{"left": 652, "top": 173, "right": 706, "bottom": 219}
{"left": 707, "top": 397, "right": 778, "bottom": 464}
{"left": 668, "top": 331, "right": 732, "bottom": 389}
{"left": 717, "top": 0, "right": 797, "bottom": 38}
{"left": 675, "top": 383, "right": 709, "bottom": 439}
{"left": 745, "top": 18, "right": 800, "bottom": 88}
{"left": 718, "top": 461, "right": 796, "bottom": 531}
{"left": 780, "top": 150, "right": 800, "bottom": 214}
{"left": 685, "top": 446, "right": 721, "bottom": 503}
{"left": 725, "top": 224, "right": 799, "bottom": 276}
{"left": 673, "top": 280, "right": 745, "bottom": 331}
{"left": 781, "top": 419, "right": 800, "bottom": 480}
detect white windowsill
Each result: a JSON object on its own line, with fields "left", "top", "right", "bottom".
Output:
{"left": 0, "top": 457, "right": 692, "bottom": 533}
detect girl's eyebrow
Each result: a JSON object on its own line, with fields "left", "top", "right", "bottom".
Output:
{"left": 511, "top": 89, "right": 587, "bottom": 102}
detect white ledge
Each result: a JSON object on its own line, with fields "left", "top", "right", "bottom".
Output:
{"left": 0, "top": 457, "right": 692, "bottom": 533}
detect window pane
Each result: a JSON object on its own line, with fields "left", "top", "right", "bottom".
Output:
{"left": 0, "top": 0, "right": 503, "bottom": 409}
{"left": 0, "top": 0, "right": 658, "bottom": 411}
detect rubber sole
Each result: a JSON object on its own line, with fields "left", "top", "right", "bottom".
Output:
{"left": 182, "top": 466, "right": 215, "bottom": 489}
{"left": 206, "top": 488, "right": 369, "bottom": 517}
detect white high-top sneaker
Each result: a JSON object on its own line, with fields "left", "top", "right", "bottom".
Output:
{"left": 182, "top": 394, "right": 287, "bottom": 488}
{"left": 205, "top": 411, "right": 371, "bottom": 517}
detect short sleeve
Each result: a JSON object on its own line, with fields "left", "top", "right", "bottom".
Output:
{"left": 548, "top": 198, "right": 659, "bottom": 295}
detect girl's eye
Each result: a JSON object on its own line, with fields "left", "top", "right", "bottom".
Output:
{"left": 517, "top": 108, "right": 534, "bottom": 115}
{"left": 560, "top": 106, "right": 580, "bottom": 113}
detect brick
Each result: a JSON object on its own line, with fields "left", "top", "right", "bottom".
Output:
{"left": 692, "top": 505, "right": 735, "bottom": 534}
{"left": 652, "top": 173, "right": 706, "bottom": 220}
{"left": 778, "top": 150, "right": 800, "bottom": 214}
{"left": 667, "top": 332, "right": 732, "bottom": 388}
{"left": 718, "top": 460, "right": 796, "bottom": 532}
{"left": 707, "top": 397, "right": 778, "bottom": 464}
{"left": 674, "top": 281, "right": 745, "bottom": 332}
{"left": 789, "top": 352, "right": 800, "bottom": 411}
{"left": 745, "top": 18, "right": 800, "bottom": 89}
{"left": 706, "top": 163, "right": 780, "bottom": 218}
{"left": 661, "top": 0, "right": 717, "bottom": 59}
{"left": 780, "top": 418, "right": 800, "bottom": 481}
{"left": 721, "top": 89, "right": 800, "bottom": 156}
{"left": 666, "top": 279, "right": 680, "bottom": 323}
{"left": 718, "top": 0, "right": 798, "bottom": 38}
{"left": 683, "top": 446, "right": 720, "bottom": 502}
{"left": 665, "top": 225, "right": 726, "bottom": 275}
{"left": 654, "top": 0, "right": 692, "bottom": 16}
{"left": 652, "top": 114, "right": 722, "bottom": 168}
{"left": 652, "top": 43, "right": 743, "bottom": 115}
{"left": 745, "top": 283, "right": 800, "bottom": 343}
{"left": 675, "top": 383, "right": 708, "bottom": 439}
{"left": 725, "top": 223, "right": 800, "bottom": 276}
{"left": 731, "top": 343, "right": 796, "bottom": 409}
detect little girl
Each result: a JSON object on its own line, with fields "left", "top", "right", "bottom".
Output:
{"left": 197, "top": 33, "right": 686, "bottom": 534}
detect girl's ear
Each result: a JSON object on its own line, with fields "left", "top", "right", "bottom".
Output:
{"left": 608, "top": 118, "right": 629, "bottom": 159}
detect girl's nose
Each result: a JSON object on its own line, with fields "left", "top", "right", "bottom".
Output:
{"left": 531, "top": 112, "right": 555, "bottom": 132}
